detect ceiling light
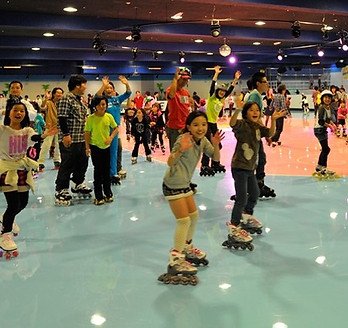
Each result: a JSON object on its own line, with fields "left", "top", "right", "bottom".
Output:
{"left": 3, "top": 66, "right": 21, "bottom": 69}
{"left": 342, "top": 44, "right": 348, "bottom": 51}
{"left": 43, "top": 32, "right": 54, "bottom": 37}
{"left": 322, "top": 25, "right": 333, "bottom": 31}
{"left": 148, "top": 67, "right": 162, "bottom": 70}
{"left": 274, "top": 41, "right": 282, "bottom": 45}
{"left": 152, "top": 51, "right": 158, "bottom": 60}
{"left": 228, "top": 55, "right": 237, "bottom": 64}
{"left": 92, "top": 35, "right": 102, "bottom": 49}
{"left": 291, "top": 21, "right": 301, "bottom": 38}
{"left": 179, "top": 51, "right": 185, "bottom": 63}
{"left": 98, "top": 46, "right": 106, "bottom": 55}
{"left": 277, "top": 49, "right": 284, "bottom": 61}
{"left": 171, "top": 12, "right": 183, "bottom": 20}
{"left": 253, "top": 42, "right": 261, "bottom": 45}
{"left": 131, "top": 26, "right": 141, "bottom": 42}
{"left": 207, "top": 52, "right": 214, "bottom": 55}
{"left": 82, "top": 65, "right": 97, "bottom": 70}
{"left": 211, "top": 20, "right": 221, "bottom": 37}
{"left": 311, "top": 61, "right": 320, "bottom": 65}
{"left": 31, "top": 47, "right": 40, "bottom": 51}
{"left": 219, "top": 39, "right": 231, "bottom": 57}
{"left": 338, "top": 30, "right": 348, "bottom": 51}
{"left": 317, "top": 46, "right": 324, "bottom": 57}
{"left": 194, "top": 39, "right": 203, "bottom": 43}
{"left": 255, "top": 21, "right": 266, "bottom": 26}
{"left": 156, "top": 50, "right": 163, "bottom": 54}
{"left": 126, "top": 35, "right": 132, "bottom": 40}
{"left": 63, "top": 7, "right": 77, "bottom": 12}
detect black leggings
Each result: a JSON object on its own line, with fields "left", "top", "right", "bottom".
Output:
{"left": 2, "top": 191, "right": 29, "bottom": 233}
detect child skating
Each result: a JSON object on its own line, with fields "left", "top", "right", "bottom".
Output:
{"left": 222, "top": 102, "right": 285, "bottom": 251}
{"left": 158, "top": 111, "right": 224, "bottom": 285}
{"left": 0, "top": 101, "right": 56, "bottom": 260}
{"left": 313, "top": 90, "right": 339, "bottom": 179}
{"left": 85, "top": 96, "right": 118, "bottom": 205}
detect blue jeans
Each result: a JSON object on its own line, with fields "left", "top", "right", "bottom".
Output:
{"left": 231, "top": 168, "right": 260, "bottom": 225}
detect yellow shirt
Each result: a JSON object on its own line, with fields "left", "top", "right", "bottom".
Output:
{"left": 85, "top": 113, "right": 117, "bottom": 149}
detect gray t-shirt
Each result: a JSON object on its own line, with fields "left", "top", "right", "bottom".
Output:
{"left": 163, "top": 134, "right": 214, "bottom": 189}
{"left": 232, "top": 120, "right": 270, "bottom": 170}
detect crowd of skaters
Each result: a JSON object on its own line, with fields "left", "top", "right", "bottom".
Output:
{"left": 0, "top": 69, "right": 347, "bottom": 285}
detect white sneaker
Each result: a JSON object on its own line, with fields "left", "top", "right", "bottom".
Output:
{"left": 0, "top": 232, "right": 17, "bottom": 251}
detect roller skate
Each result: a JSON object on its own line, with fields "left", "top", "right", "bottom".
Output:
{"left": 146, "top": 155, "right": 152, "bottom": 162}
{"left": 94, "top": 198, "right": 105, "bottom": 206}
{"left": 104, "top": 194, "right": 114, "bottom": 203}
{"left": 241, "top": 213, "right": 263, "bottom": 235}
{"left": 258, "top": 180, "right": 276, "bottom": 199}
{"left": 190, "top": 182, "right": 198, "bottom": 194}
{"left": 0, "top": 233, "right": 19, "bottom": 260}
{"left": 211, "top": 161, "right": 226, "bottom": 173}
{"left": 118, "top": 169, "right": 127, "bottom": 180}
{"left": 71, "top": 182, "right": 92, "bottom": 200}
{"left": 53, "top": 161, "right": 60, "bottom": 170}
{"left": 222, "top": 222, "right": 254, "bottom": 251}
{"left": 38, "top": 164, "right": 45, "bottom": 172}
{"left": 161, "top": 145, "right": 166, "bottom": 155}
{"left": 200, "top": 166, "right": 215, "bottom": 177}
{"left": 183, "top": 241, "right": 209, "bottom": 266}
{"left": 110, "top": 175, "right": 121, "bottom": 185}
{"left": 158, "top": 250, "right": 198, "bottom": 286}
{"left": 0, "top": 216, "right": 20, "bottom": 236}
{"left": 312, "top": 166, "right": 339, "bottom": 180}
{"left": 131, "top": 157, "right": 137, "bottom": 165}
{"left": 55, "top": 189, "right": 72, "bottom": 206}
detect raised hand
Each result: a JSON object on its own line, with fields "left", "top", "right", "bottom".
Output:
{"left": 234, "top": 70, "right": 242, "bottom": 80}
{"left": 119, "top": 75, "right": 129, "bottom": 85}
{"left": 214, "top": 65, "right": 223, "bottom": 74}
{"left": 272, "top": 109, "right": 287, "bottom": 120}
{"left": 211, "top": 130, "right": 225, "bottom": 146}
{"left": 102, "top": 76, "right": 110, "bottom": 88}
{"left": 179, "top": 132, "right": 194, "bottom": 152}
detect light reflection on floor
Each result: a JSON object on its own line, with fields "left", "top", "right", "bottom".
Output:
{"left": 1, "top": 113, "right": 348, "bottom": 328}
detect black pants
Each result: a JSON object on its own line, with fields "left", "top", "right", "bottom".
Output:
{"left": 255, "top": 140, "right": 266, "bottom": 181}
{"left": 151, "top": 129, "right": 164, "bottom": 147}
{"left": 117, "top": 137, "right": 122, "bottom": 172}
{"left": 90, "top": 145, "right": 112, "bottom": 200}
{"left": 201, "top": 122, "right": 220, "bottom": 167}
{"left": 55, "top": 142, "right": 88, "bottom": 191}
{"left": 132, "top": 136, "right": 151, "bottom": 157}
{"left": 271, "top": 117, "right": 284, "bottom": 142}
{"left": 2, "top": 191, "right": 29, "bottom": 233}
{"left": 318, "top": 139, "right": 330, "bottom": 167}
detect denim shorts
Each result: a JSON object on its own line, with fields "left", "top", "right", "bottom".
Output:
{"left": 162, "top": 183, "right": 193, "bottom": 201}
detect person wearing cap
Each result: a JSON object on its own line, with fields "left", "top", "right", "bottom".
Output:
{"left": 200, "top": 65, "right": 241, "bottom": 176}
{"left": 313, "top": 90, "right": 337, "bottom": 176}
{"left": 166, "top": 67, "right": 193, "bottom": 151}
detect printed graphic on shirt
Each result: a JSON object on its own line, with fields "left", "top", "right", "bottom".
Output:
{"left": 136, "top": 122, "right": 145, "bottom": 134}
{"left": 241, "top": 143, "right": 254, "bottom": 160}
{"left": 180, "top": 95, "right": 189, "bottom": 104}
{"left": 9, "top": 135, "right": 28, "bottom": 158}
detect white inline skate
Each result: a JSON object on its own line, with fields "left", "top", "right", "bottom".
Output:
{"left": 158, "top": 250, "right": 198, "bottom": 285}
{"left": 0, "top": 232, "right": 19, "bottom": 260}
{"left": 222, "top": 222, "right": 254, "bottom": 251}
{"left": 71, "top": 182, "right": 92, "bottom": 201}
{"left": 183, "top": 242, "right": 209, "bottom": 266}
{"left": 241, "top": 213, "right": 263, "bottom": 235}
{"left": 55, "top": 188, "right": 72, "bottom": 206}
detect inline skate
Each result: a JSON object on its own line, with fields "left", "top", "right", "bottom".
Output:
{"left": 0, "top": 216, "right": 20, "bottom": 236}
{"left": 110, "top": 175, "right": 121, "bottom": 185}
{"left": 53, "top": 161, "right": 60, "bottom": 170}
{"left": 131, "top": 157, "right": 137, "bottom": 165}
{"left": 0, "top": 233, "right": 19, "bottom": 260}
{"left": 222, "top": 222, "right": 254, "bottom": 251}
{"left": 241, "top": 213, "right": 263, "bottom": 235}
{"left": 104, "top": 194, "right": 114, "bottom": 203}
{"left": 200, "top": 166, "right": 215, "bottom": 177}
{"left": 118, "top": 169, "right": 127, "bottom": 180}
{"left": 183, "top": 242, "right": 209, "bottom": 266}
{"left": 158, "top": 250, "right": 198, "bottom": 285}
{"left": 211, "top": 161, "right": 226, "bottom": 173}
{"left": 38, "top": 164, "right": 45, "bottom": 172}
{"left": 94, "top": 198, "right": 105, "bottom": 206}
{"left": 146, "top": 155, "right": 152, "bottom": 162}
{"left": 258, "top": 180, "right": 276, "bottom": 199}
{"left": 71, "top": 183, "right": 92, "bottom": 200}
{"left": 55, "top": 189, "right": 72, "bottom": 206}
{"left": 312, "top": 166, "right": 339, "bottom": 180}
{"left": 190, "top": 182, "right": 198, "bottom": 194}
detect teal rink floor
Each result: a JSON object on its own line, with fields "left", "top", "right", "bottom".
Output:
{"left": 1, "top": 150, "right": 348, "bottom": 328}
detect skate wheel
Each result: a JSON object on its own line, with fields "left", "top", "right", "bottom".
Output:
{"left": 202, "top": 259, "right": 209, "bottom": 265}
{"left": 5, "top": 252, "right": 12, "bottom": 260}
{"left": 12, "top": 250, "right": 19, "bottom": 257}
{"left": 256, "top": 229, "right": 262, "bottom": 235}
{"left": 0, "top": 250, "right": 3, "bottom": 258}
{"left": 189, "top": 276, "right": 198, "bottom": 286}
{"left": 172, "top": 276, "right": 180, "bottom": 285}
{"left": 13, "top": 233, "right": 18, "bottom": 237}
{"left": 180, "top": 276, "right": 189, "bottom": 285}
{"left": 247, "top": 244, "right": 254, "bottom": 251}
{"left": 241, "top": 245, "right": 246, "bottom": 250}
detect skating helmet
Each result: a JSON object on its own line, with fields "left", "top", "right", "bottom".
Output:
{"left": 215, "top": 83, "right": 229, "bottom": 99}
{"left": 320, "top": 89, "right": 333, "bottom": 101}
{"left": 178, "top": 67, "right": 192, "bottom": 79}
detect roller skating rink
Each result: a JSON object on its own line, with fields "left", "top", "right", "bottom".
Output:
{"left": 1, "top": 113, "right": 348, "bottom": 328}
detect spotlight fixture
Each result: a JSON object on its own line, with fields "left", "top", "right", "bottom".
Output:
{"left": 277, "top": 49, "right": 284, "bottom": 61}
{"left": 152, "top": 51, "right": 158, "bottom": 60}
{"left": 92, "top": 34, "right": 102, "bottom": 49}
{"left": 228, "top": 55, "right": 237, "bottom": 64}
{"left": 321, "top": 26, "right": 329, "bottom": 40}
{"left": 131, "top": 26, "right": 141, "bottom": 42}
{"left": 338, "top": 30, "right": 348, "bottom": 51}
{"left": 132, "top": 47, "right": 138, "bottom": 60}
{"left": 291, "top": 21, "right": 301, "bottom": 38}
{"left": 219, "top": 38, "right": 231, "bottom": 57}
{"left": 211, "top": 20, "right": 221, "bottom": 37}
{"left": 317, "top": 46, "right": 324, "bottom": 57}
{"left": 98, "top": 46, "right": 106, "bottom": 55}
{"left": 179, "top": 51, "right": 185, "bottom": 63}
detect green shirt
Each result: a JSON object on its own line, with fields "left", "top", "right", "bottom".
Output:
{"left": 85, "top": 113, "right": 117, "bottom": 149}
{"left": 206, "top": 94, "right": 224, "bottom": 123}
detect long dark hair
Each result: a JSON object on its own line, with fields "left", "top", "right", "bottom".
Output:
{"left": 242, "top": 101, "right": 261, "bottom": 120}
{"left": 4, "top": 101, "right": 30, "bottom": 128}
{"left": 182, "top": 111, "right": 208, "bottom": 133}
